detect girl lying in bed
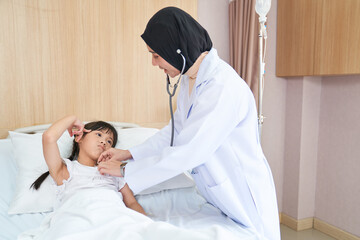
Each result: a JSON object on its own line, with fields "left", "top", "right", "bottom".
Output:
{"left": 30, "top": 115, "right": 146, "bottom": 215}
{"left": 20, "top": 116, "right": 245, "bottom": 240}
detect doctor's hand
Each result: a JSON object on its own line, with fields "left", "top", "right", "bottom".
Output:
{"left": 97, "top": 149, "right": 132, "bottom": 177}
{"left": 97, "top": 148, "right": 132, "bottom": 164}
{"left": 97, "top": 159, "right": 125, "bottom": 177}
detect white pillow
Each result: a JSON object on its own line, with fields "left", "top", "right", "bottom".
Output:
{"left": 0, "top": 139, "right": 17, "bottom": 205}
{"left": 115, "top": 127, "right": 160, "bottom": 150}
{"left": 8, "top": 131, "right": 73, "bottom": 214}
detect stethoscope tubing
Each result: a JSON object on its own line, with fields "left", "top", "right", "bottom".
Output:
{"left": 166, "top": 50, "right": 186, "bottom": 146}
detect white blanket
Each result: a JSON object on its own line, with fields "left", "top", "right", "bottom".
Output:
{"left": 18, "top": 188, "right": 256, "bottom": 240}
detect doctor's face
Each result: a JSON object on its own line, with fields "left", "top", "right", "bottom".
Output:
{"left": 147, "top": 45, "right": 180, "bottom": 78}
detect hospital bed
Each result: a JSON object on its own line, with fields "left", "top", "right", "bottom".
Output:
{"left": 0, "top": 122, "right": 257, "bottom": 239}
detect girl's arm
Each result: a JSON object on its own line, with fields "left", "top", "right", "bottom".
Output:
{"left": 120, "top": 184, "right": 146, "bottom": 215}
{"left": 43, "top": 115, "right": 85, "bottom": 185}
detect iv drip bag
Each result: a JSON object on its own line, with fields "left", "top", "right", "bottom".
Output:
{"left": 255, "top": 0, "right": 271, "bottom": 23}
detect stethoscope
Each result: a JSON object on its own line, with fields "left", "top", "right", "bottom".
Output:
{"left": 166, "top": 49, "right": 186, "bottom": 146}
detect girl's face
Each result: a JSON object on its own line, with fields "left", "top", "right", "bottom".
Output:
{"left": 147, "top": 45, "right": 180, "bottom": 78}
{"left": 78, "top": 129, "right": 114, "bottom": 161}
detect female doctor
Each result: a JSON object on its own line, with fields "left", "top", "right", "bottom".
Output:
{"left": 98, "top": 7, "right": 280, "bottom": 240}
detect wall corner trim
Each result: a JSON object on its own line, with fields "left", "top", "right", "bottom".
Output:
{"left": 280, "top": 213, "right": 360, "bottom": 240}
{"left": 313, "top": 218, "right": 360, "bottom": 240}
{"left": 280, "top": 213, "right": 313, "bottom": 231}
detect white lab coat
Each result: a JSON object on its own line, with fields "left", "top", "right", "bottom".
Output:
{"left": 125, "top": 49, "right": 280, "bottom": 240}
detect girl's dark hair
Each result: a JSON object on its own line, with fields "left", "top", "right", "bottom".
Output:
{"left": 30, "top": 121, "right": 118, "bottom": 190}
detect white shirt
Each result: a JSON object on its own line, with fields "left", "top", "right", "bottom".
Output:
{"left": 56, "top": 159, "right": 126, "bottom": 204}
{"left": 125, "top": 48, "right": 280, "bottom": 240}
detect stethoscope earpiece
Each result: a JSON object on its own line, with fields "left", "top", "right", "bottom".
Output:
{"left": 177, "top": 49, "right": 186, "bottom": 77}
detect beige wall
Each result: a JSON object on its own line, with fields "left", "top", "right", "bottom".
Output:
{"left": 280, "top": 74, "right": 360, "bottom": 236}
{"left": 197, "top": 0, "right": 230, "bottom": 63}
{"left": 282, "top": 77, "right": 321, "bottom": 219}
{"left": 316, "top": 75, "right": 360, "bottom": 236}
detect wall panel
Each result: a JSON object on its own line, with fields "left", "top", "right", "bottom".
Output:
{"left": 0, "top": 0, "right": 197, "bottom": 138}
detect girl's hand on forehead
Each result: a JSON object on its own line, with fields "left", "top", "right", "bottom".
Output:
{"left": 73, "top": 128, "right": 91, "bottom": 142}
{"left": 67, "top": 119, "right": 91, "bottom": 142}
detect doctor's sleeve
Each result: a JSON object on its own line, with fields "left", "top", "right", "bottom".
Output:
{"left": 125, "top": 79, "right": 252, "bottom": 194}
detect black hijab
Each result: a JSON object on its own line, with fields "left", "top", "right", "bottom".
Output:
{"left": 141, "top": 7, "right": 212, "bottom": 73}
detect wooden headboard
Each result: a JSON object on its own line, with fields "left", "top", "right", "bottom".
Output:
{"left": 0, "top": 0, "right": 197, "bottom": 138}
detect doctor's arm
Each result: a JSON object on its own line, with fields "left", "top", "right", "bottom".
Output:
{"left": 125, "top": 80, "right": 251, "bottom": 194}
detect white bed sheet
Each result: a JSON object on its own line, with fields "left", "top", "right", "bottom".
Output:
{"left": 0, "top": 137, "right": 257, "bottom": 240}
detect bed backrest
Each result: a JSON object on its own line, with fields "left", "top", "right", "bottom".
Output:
{"left": 12, "top": 122, "right": 140, "bottom": 134}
